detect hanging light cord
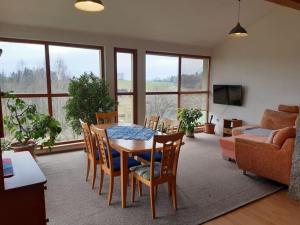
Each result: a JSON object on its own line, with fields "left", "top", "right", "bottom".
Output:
{"left": 237, "top": 0, "right": 241, "bottom": 23}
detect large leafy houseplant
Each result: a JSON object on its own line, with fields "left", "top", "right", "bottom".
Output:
{"left": 65, "top": 73, "right": 116, "bottom": 135}
{"left": 3, "top": 92, "right": 62, "bottom": 155}
{"left": 177, "top": 108, "right": 203, "bottom": 137}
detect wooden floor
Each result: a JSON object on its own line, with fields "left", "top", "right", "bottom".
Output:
{"left": 205, "top": 190, "right": 300, "bottom": 225}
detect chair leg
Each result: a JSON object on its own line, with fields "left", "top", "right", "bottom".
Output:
{"left": 99, "top": 168, "right": 104, "bottom": 195}
{"left": 92, "top": 161, "right": 97, "bottom": 189}
{"left": 150, "top": 185, "right": 156, "bottom": 219}
{"left": 86, "top": 158, "right": 90, "bottom": 181}
{"left": 243, "top": 170, "right": 247, "bottom": 175}
{"left": 171, "top": 180, "right": 177, "bottom": 210}
{"left": 131, "top": 174, "right": 136, "bottom": 203}
{"left": 108, "top": 176, "right": 114, "bottom": 205}
{"left": 138, "top": 181, "right": 143, "bottom": 197}
{"left": 155, "top": 185, "right": 158, "bottom": 198}
{"left": 168, "top": 181, "right": 172, "bottom": 196}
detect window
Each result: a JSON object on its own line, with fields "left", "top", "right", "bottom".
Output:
{"left": 114, "top": 48, "right": 137, "bottom": 123}
{"left": 0, "top": 38, "right": 104, "bottom": 145}
{"left": 146, "top": 52, "right": 210, "bottom": 123}
{"left": 49, "top": 45, "right": 101, "bottom": 93}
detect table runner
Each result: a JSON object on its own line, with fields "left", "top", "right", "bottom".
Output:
{"left": 106, "top": 125, "right": 156, "bottom": 140}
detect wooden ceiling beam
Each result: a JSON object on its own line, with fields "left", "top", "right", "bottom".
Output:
{"left": 265, "top": 0, "right": 300, "bottom": 10}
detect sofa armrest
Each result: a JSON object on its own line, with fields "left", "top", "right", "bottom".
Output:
{"left": 235, "top": 138, "right": 294, "bottom": 184}
{"left": 232, "top": 125, "right": 259, "bottom": 136}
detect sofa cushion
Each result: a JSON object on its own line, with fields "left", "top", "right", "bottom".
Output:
{"left": 244, "top": 128, "right": 273, "bottom": 137}
{"left": 266, "top": 130, "right": 279, "bottom": 144}
{"left": 278, "top": 105, "right": 299, "bottom": 113}
{"left": 260, "top": 109, "right": 298, "bottom": 130}
{"left": 272, "top": 127, "right": 296, "bottom": 147}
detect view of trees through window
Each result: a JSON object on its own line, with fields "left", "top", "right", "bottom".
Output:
{"left": 0, "top": 40, "right": 103, "bottom": 143}
{"left": 146, "top": 53, "right": 210, "bottom": 124}
{"left": 0, "top": 40, "right": 210, "bottom": 145}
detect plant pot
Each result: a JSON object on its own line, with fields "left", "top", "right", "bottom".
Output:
{"left": 204, "top": 123, "right": 216, "bottom": 134}
{"left": 185, "top": 129, "right": 195, "bottom": 138}
{"left": 10, "top": 141, "right": 37, "bottom": 157}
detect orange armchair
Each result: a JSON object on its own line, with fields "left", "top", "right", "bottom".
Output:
{"left": 235, "top": 137, "right": 295, "bottom": 185}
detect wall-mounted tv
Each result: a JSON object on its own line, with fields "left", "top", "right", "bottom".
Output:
{"left": 213, "top": 85, "right": 243, "bottom": 106}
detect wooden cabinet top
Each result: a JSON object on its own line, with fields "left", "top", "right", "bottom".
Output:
{"left": 3, "top": 151, "right": 46, "bottom": 191}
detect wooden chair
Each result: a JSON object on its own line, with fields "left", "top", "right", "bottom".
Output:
{"left": 80, "top": 119, "right": 99, "bottom": 190}
{"left": 90, "top": 125, "right": 140, "bottom": 205}
{"left": 95, "top": 111, "right": 118, "bottom": 124}
{"left": 130, "top": 132, "right": 184, "bottom": 219}
{"left": 160, "top": 119, "right": 182, "bottom": 134}
{"left": 137, "top": 118, "right": 181, "bottom": 164}
{"left": 144, "top": 115, "right": 160, "bottom": 130}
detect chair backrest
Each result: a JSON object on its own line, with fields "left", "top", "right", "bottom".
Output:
{"left": 90, "top": 125, "right": 113, "bottom": 171}
{"left": 160, "top": 119, "right": 182, "bottom": 134}
{"left": 95, "top": 111, "right": 118, "bottom": 125}
{"left": 80, "top": 119, "right": 97, "bottom": 158}
{"left": 150, "top": 132, "right": 184, "bottom": 181}
{"left": 144, "top": 115, "right": 160, "bottom": 130}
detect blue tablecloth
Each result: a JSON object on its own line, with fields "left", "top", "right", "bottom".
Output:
{"left": 106, "top": 125, "right": 156, "bottom": 140}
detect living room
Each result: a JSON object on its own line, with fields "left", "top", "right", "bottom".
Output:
{"left": 0, "top": 0, "right": 300, "bottom": 225}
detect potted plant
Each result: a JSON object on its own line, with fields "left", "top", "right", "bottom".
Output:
{"left": 3, "top": 92, "right": 62, "bottom": 156}
{"left": 177, "top": 108, "right": 203, "bottom": 138}
{"left": 204, "top": 115, "right": 216, "bottom": 134}
{"left": 65, "top": 73, "right": 116, "bottom": 135}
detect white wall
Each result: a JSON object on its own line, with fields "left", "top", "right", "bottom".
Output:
{"left": 0, "top": 23, "right": 211, "bottom": 124}
{"left": 210, "top": 6, "right": 300, "bottom": 134}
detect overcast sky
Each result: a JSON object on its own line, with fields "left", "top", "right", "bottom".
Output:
{"left": 0, "top": 42, "right": 204, "bottom": 80}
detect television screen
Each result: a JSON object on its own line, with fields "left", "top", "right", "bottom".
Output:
{"left": 213, "top": 85, "right": 243, "bottom": 106}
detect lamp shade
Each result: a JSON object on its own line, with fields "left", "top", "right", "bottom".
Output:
{"left": 75, "top": 0, "right": 104, "bottom": 12}
{"left": 228, "top": 22, "right": 248, "bottom": 38}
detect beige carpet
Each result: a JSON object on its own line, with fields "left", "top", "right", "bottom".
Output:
{"left": 37, "top": 133, "right": 284, "bottom": 225}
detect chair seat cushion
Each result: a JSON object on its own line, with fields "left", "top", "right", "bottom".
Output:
{"left": 130, "top": 162, "right": 161, "bottom": 180}
{"left": 112, "top": 157, "right": 141, "bottom": 171}
{"left": 95, "top": 148, "right": 120, "bottom": 160}
{"left": 137, "top": 151, "right": 162, "bottom": 162}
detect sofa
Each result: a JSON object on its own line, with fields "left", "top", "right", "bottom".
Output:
{"left": 220, "top": 104, "right": 298, "bottom": 185}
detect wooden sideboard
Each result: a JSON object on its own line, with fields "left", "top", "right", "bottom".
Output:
{"left": 0, "top": 151, "right": 47, "bottom": 225}
{"left": 223, "top": 119, "right": 243, "bottom": 137}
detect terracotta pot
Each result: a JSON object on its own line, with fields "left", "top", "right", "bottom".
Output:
{"left": 10, "top": 141, "right": 36, "bottom": 157}
{"left": 185, "top": 129, "right": 195, "bottom": 138}
{"left": 204, "top": 123, "right": 216, "bottom": 134}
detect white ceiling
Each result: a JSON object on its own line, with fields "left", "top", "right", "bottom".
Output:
{"left": 0, "top": 0, "right": 277, "bottom": 47}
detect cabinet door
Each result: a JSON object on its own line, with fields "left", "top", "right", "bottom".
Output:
{"left": 0, "top": 184, "right": 47, "bottom": 225}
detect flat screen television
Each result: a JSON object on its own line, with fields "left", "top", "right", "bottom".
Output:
{"left": 213, "top": 85, "right": 243, "bottom": 106}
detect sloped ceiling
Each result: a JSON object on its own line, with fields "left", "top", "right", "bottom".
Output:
{"left": 0, "top": 0, "right": 277, "bottom": 47}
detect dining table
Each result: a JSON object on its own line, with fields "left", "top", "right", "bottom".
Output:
{"left": 95, "top": 123, "right": 163, "bottom": 208}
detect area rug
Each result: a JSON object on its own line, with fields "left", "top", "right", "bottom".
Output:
{"left": 37, "top": 133, "right": 284, "bottom": 225}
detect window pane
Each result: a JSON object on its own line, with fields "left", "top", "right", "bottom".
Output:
{"left": 146, "top": 55, "right": 178, "bottom": 92}
{"left": 52, "top": 97, "right": 82, "bottom": 142}
{"left": 117, "top": 95, "right": 133, "bottom": 123}
{"left": 1, "top": 97, "right": 48, "bottom": 139}
{"left": 181, "top": 57, "right": 209, "bottom": 91}
{"left": 146, "top": 95, "right": 177, "bottom": 119}
{"left": 180, "top": 94, "right": 207, "bottom": 124}
{"left": 50, "top": 46, "right": 101, "bottom": 93}
{"left": 117, "top": 53, "right": 133, "bottom": 93}
{"left": 0, "top": 42, "right": 47, "bottom": 93}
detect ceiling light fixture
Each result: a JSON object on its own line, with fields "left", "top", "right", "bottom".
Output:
{"left": 75, "top": 0, "right": 104, "bottom": 12}
{"left": 228, "top": 0, "right": 248, "bottom": 38}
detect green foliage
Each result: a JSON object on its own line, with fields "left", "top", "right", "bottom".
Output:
{"left": 177, "top": 108, "right": 203, "bottom": 132}
{"left": 65, "top": 73, "right": 116, "bottom": 134}
{"left": 3, "top": 92, "right": 62, "bottom": 148}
